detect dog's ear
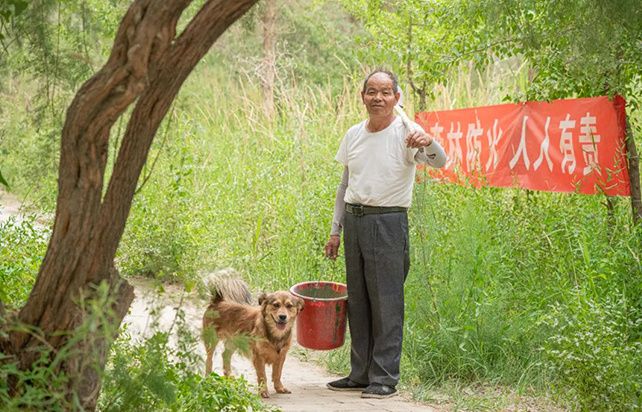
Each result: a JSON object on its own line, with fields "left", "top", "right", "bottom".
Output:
{"left": 258, "top": 292, "right": 268, "bottom": 306}
{"left": 295, "top": 296, "right": 304, "bottom": 312}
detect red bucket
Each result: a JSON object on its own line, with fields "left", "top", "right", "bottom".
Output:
{"left": 290, "top": 281, "right": 348, "bottom": 350}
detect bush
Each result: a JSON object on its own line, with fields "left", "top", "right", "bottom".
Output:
{"left": 0, "top": 346, "right": 73, "bottom": 411}
{"left": 99, "top": 315, "right": 275, "bottom": 411}
{"left": 0, "top": 216, "right": 49, "bottom": 308}
{"left": 1, "top": 282, "right": 124, "bottom": 411}
{"left": 539, "top": 290, "right": 642, "bottom": 411}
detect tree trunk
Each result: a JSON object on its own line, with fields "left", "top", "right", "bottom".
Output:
{"left": 417, "top": 85, "right": 427, "bottom": 112}
{"left": 261, "top": 0, "right": 277, "bottom": 118}
{"left": 625, "top": 117, "right": 642, "bottom": 225}
{"left": 0, "top": 0, "right": 258, "bottom": 409}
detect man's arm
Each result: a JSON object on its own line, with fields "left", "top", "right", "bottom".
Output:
{"left": 331, "top": 166, "right": 348, "bottom": 236}
{"left": 325, "top": 166, "right": 348, "bottom": 260}
{"left": 414, "top": 138, "right": 447, "bottom": 168}
{"left": 402, "top": 119, "right": 447, "bottom": 168}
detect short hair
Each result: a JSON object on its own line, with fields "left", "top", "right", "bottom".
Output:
{"left": 362, "top": 69, "right": 399, "bottom": 94}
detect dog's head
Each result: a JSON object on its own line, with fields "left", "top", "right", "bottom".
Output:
{"left": 258, "top": 291, "right": 304, "bottom": 335}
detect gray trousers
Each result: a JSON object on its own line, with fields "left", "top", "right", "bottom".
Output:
{"left": 344, "top": 211, "right": 410, "bottom": 387}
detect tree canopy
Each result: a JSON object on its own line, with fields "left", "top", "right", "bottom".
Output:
{"left": 343, "top": 0, "right": 642, "bottom": 107}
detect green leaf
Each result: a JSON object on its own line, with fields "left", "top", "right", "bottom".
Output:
{"left": 0, "top": 169, "right": 9, "bottom": 189}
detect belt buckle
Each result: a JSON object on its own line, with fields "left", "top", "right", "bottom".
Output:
{"left": 353, "top": 204, "right": 364, "bottom": 217}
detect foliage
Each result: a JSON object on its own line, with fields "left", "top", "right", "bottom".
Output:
{"left": 0, "top": 1, "right": 127, "bottom": 204}
{"left": 5, "top": 0, "right": 126, "bottom": 88}
{"left": 116, "top": 64, "right": 352, "bottom": 288}
{"left": 211, "top": 0, "right": 371, "bottom": 93}
{"left": 402, "top": 173, "right": 642, "bottom": 408}
{"left": 116, "top": 130, "right": 202, "bottom": 283}
{"left": 2, "top": 0, "right": 642, "bottom": 409}
{"left": 113, "top": 60, "right": 642, "bottom": 408}
{"left": 0, "top": 0, "right": 28, "bottom": 187}
{"left": 0, "top": 278, "right": 272, "bottom": 411}
{"left": 1, "top": 281, "right": 123, "bottom": 411}
{"left": 0, "top": 0, "right": 28, "bottom": 47}
{"left": 473, "top": 0, "right": 642, "bottom": 105}
{"left": 0, "top": 338, "right": 74, "bottom": 411}
{"left": 99, "top": 312, "right": 272, "bottom": 412}
{"left": 341, "top": 0, "right": 642, "bottom": 109}
{"left": 539, "top": 290, "right": 642, "bottom": 410}
{"left": 0, "top": 216, "right": 49, "bottom": 308}
{"left": 0, "top": 171, "right": 8, "bottom": 188}
{"left": 339, "top": 0, "right": 491, "bottom": 102}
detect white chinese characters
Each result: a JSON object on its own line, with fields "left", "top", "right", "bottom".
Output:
{"left": 424, "top": 112, "right": 601, "bottom": 176}
{"left": 579, "top": 112, "right": 601, "bottom": 175}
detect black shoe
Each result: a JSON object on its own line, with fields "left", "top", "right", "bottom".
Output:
{"left": 326, "top": 377, "right": 368, "bottom": 392}
{"left": 361, "top": 383, "right": 398, "bottom": 399}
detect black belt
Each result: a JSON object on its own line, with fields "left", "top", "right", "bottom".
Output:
{"left": 345, "top": 203, "right": 407, "bottom": 217}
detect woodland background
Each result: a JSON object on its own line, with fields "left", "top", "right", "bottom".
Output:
{"left": 1, "top": 0, "right": 642, "bottom": 410}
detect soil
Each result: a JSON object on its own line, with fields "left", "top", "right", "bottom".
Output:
{"left": 0, "top": 189, "right": 22, "bottom": 223}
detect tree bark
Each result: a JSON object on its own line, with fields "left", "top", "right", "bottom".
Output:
{"left": 0, "top": 0, "right": 258, "bottom": 409}
{"left": 261, "top": 0, "right": 277, "bottom": 118}
{"left": 405, "top": 17, "right": 427, "bottom": 112}
{"left": 625, "top": 117, "right": 642, "bottom": 225}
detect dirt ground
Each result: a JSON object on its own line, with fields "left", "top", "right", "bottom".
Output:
{"left": 0, "top": 189, "right": 22, "bottom": 223}
{"left": 123, "top": 277, "right": 441, "bottom": 412}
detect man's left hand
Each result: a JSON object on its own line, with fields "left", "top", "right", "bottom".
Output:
{"left": 324, "top": 235, "right": 341, "bottom": 260}
{"left": 405, "top": 130, "right": 433, "bottom": 149}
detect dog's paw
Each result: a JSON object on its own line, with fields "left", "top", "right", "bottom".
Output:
{"left": 260, "top": 391, "right": 270, "bottom": 399}
{"left": 275, "top": 386, "right": 291, "bottom": 394}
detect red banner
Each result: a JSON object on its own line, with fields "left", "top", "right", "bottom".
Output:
{"left": 416, "top": 96, "right": 630, "bottom": 196}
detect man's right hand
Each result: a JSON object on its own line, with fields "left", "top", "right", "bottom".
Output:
{"left": 324, "top": 235, "right": 341, "bottom": 260}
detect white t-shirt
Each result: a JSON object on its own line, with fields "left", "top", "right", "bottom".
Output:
{"left": 335, "top": 116, "right": 423, "bottom": 208}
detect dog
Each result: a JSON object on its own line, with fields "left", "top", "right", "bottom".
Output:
{"left": 202, "top": 269, "right": 304, "bottom": 398}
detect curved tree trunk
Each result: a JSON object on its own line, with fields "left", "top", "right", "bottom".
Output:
{"left": 0, "top": 0, "right": 257, "bottom": 409}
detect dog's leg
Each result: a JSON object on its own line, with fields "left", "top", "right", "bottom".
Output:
{"left": 205, "top": 344, "right": 214, "bottom": 375}
{"left": 272, "top": 351, "right": 290, "bottom": 394}
{"left": 253, "top": 356, "right": 269, "bottom": 398}
{"left": 222, "top": 341, "right": 235, "bottom": 377}
{"left": 202, "top": 322, "right": 218, "bottom": 376}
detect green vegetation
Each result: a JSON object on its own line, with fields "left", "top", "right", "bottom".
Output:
{"left": 1, "top": 0, "right": 642, "bottom": 410}
{"left": 99, "top": 326, "right": 270, "bottom": 412}
{"left": 0, "top": 268, "right": 271, "bottom": 411}
{"left": 0, "top": 217, "right": 49, "bottom": 306}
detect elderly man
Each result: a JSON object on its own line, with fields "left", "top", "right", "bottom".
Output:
{"left": 324, "top": 69, "right": 446, "bottom": 399}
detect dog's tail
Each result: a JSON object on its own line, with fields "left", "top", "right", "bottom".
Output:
{"left": 204, "top": 268, "right": 252, "bottom": 305}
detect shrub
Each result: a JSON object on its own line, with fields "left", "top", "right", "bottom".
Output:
{"left": 99, "top": 315, "right": 275, "bottom": 411}
{"left": 0, "top": 216, "right": 49, "bottom": 308}
{"left": 539, "top": 290, "right": 642, "bottom": 411}
{"left": 0, "top": 346, "right": 73, "bottom": 411}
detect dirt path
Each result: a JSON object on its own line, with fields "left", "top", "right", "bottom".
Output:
{"left": 0, "top": 189, "right": 22, "bottom": 223}
{"left": 123, "top": 277, "right": 441, "bottom": 412}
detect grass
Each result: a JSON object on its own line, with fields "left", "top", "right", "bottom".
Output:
{"left": 2, "top": 56, "right": 642, "bottom": 410}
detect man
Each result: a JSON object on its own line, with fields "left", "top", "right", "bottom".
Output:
{"left": 324, "top": 70, "right": 446, "bottom": 399}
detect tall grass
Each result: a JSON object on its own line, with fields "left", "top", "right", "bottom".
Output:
{"left": 116, "top": 61, "right": 642, "bottom": 409}
{"left": 3, "top": 55, "right": 642, "bottom": 409}
{"left": 117, "top": 64, "right": 361, "bottom": 289}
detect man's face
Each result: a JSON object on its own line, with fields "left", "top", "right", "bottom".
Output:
{"left": 361, "top": 73, "right": 399, "bottom": 118}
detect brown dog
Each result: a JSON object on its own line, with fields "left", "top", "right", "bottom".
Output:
{"left": 202, "top": 269, "right": 304, "bottom": 398}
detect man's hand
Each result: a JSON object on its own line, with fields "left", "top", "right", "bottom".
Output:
{"left": 324, "top": 235, "right": 341, "bottom": 260}
{"left": 405, "top": 130, "right": 433, "bottom": 149}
